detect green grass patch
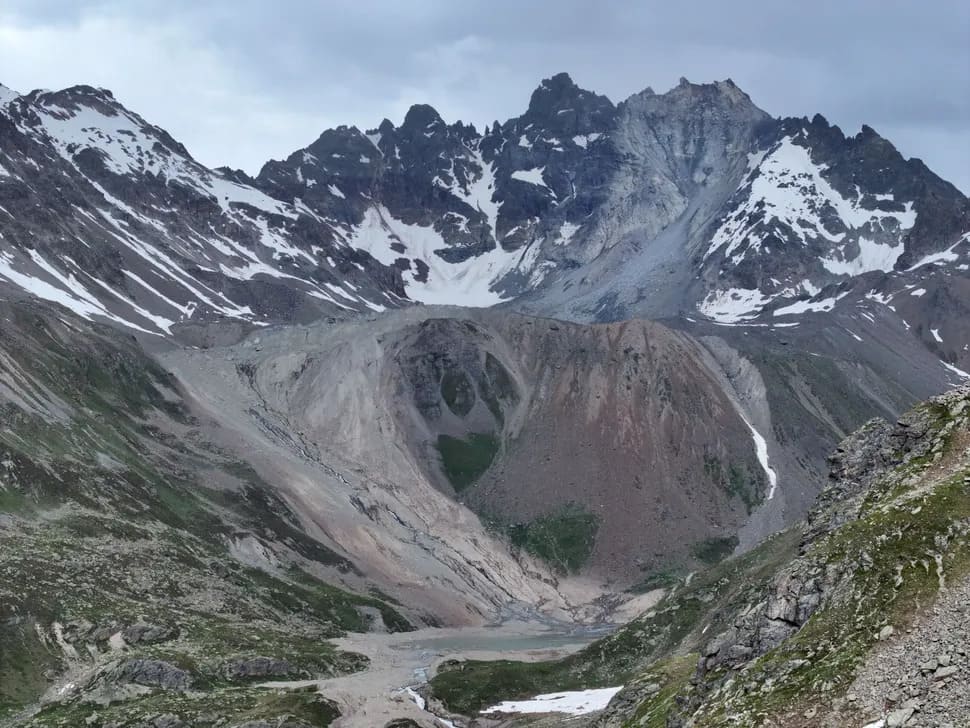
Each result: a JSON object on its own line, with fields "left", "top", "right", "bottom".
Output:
{"left": 0, "top": 621, "right": 62, "bottom": 715}
{"left": 691, "top": 536, "right": 739, "bottom": 566}
{"left": 629, "top": 568, "right": 685, "bottom": 594}
{"left": 436, "top": 432, "right": 499, "bottom": 491}
{"left": 507, "top": 504, "right": 599, "bottom": 574}
{"left": 703, "top": 455, "right": 763, "bottom": 511}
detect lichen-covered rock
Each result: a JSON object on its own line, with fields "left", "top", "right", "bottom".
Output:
{"left": 122, "top": 622, "right": 180, "bottom": 645}
{"left": 110, "top": 659, "right": 193, "bottom": 691}
{"left": 222, "top": 656, "right": 303, "bottom": 681}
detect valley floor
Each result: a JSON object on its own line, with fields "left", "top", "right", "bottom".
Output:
{"left": 256, "top": 620, "right": 615, "bottom": 727}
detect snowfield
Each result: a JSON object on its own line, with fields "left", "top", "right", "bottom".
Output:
{"left": 481, "top": 686, "right": 624, "bottom": 716}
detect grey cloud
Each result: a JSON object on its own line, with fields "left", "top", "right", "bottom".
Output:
{"left": 1, "top": 0, "right": 967, "bottom": 191}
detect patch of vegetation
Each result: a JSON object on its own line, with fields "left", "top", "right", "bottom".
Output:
{"left": 0, "top": 622, "right": 61, "bottom": 717}
{"left": 703, "top": 468, "right": 970, "bottom": 724}
{"left": 629, "top": 568, "right": 685, "bottom": 594}
{"left": 432, "top": 658, "right": 594, "bottom": 717}
{"left": 0, "top": 486, "right": 29, "bottom": 513}
{"left": 703, "top": 455, "right": 763, "bottom": 511}
{"left": 624, "top": 654, "right": 698, "bottom": 728}
{"left": 691, "top": 535, "right": 739, "bottom": 565}
{"left": 507, "top": 504, "right": 599, "bottom": 574}
{"left": 26, "top": 686, "right": 341, "bottom": 727}
{"left": 436, "top": 432, "right": 499, "bottom": 491}
{"left": 286, "top": 568, "right": 413, "bottom": 634}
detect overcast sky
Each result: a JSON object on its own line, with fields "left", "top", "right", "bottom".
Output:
{"left": 1, "top": 1, "right": 967, "bottom": 193}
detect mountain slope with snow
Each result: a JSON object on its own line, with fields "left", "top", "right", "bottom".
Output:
{"left": 1, "top": 75, "right": 966, "bottom": 365}
{"left": 0, "top": 85, "right": 404, "bottom": 337}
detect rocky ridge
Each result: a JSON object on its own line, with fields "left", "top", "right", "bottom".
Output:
{"left": 0, "top": 74, "right": 966, "bottom": 373}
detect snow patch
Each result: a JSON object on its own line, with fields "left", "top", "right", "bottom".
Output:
{"left": 698, "top": 288, "right": 772, "bottom": 323}
{"left": 511, "top": 166, "right": 548, "bottom": 188}
{"left": 451, "top": 148, "right": 501, "bottom": 237}
{"left": 774, "top": 293, "right": 847, "bottom": 317}
{"left": 556, "top": 221, "right": 581, "bottom": 246}
{"left": 482, "top": 687, "right": 623, "bottom": 716}
{"left": 571, "top": 132, "right": 602, "bottom": 149}
{"left": 821, "top": 237, "right": 904, "bottom": 276}
{"left": 865, "top": 289, "right": 894, "bottom": 305}
{"left": 349, "top": 205, "right": 528, "bottom": 306}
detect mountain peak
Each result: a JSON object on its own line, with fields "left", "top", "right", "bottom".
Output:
{"left": 24, "top": 84, "right": 122, "bottom": 119}
{"left": 522, "top": 72, "right": 615, "bottom": 134}
{"left": 661, "top": 77, "right": 757, "bottom": 107}
{"left": 527, "top": 72, "right": 611, "bottom": 115}
{"left": 401, "top": 103, "right": 444, "bottom": 132}
{"left": 537, "top": 71, "right": 580, "bottom": 94}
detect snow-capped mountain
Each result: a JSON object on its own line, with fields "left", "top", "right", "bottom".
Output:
{"left": 0, "top": 74, "right": 967, "bottom": 369}
{"left": 0, "top": 85, "right": 402, "bottom": 336}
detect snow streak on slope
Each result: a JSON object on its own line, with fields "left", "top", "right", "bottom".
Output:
{"left": 737, "top": 412, "right": 778, "bottom": 500}
{"left": 0, "top": 88, "right": 395, "bottom": 331}
{"left": 452, "top": 147, "right": 502, "bottom": 238}
{"left": 0, "top": 250, "right": 161, "bottom": 334}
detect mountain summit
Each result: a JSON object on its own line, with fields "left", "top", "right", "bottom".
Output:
{"left": 0, "top": 73, "right": 966, "bottom": 365}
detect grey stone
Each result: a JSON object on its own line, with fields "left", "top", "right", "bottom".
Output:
{"left": 122, "top": 622, "right": 180, "bottom": 646}
{"left": 222, "top": 656, "right": 303, "bottom": 681}
{"left": 112, "top": 659, "right": 192, "bottom": 691}
{"left": 886, "top": 707, "right": 915, "bottom": 726}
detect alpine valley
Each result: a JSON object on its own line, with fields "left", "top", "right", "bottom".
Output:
{"left": 0, "top": 72, "right": 967, "bottom": 728}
